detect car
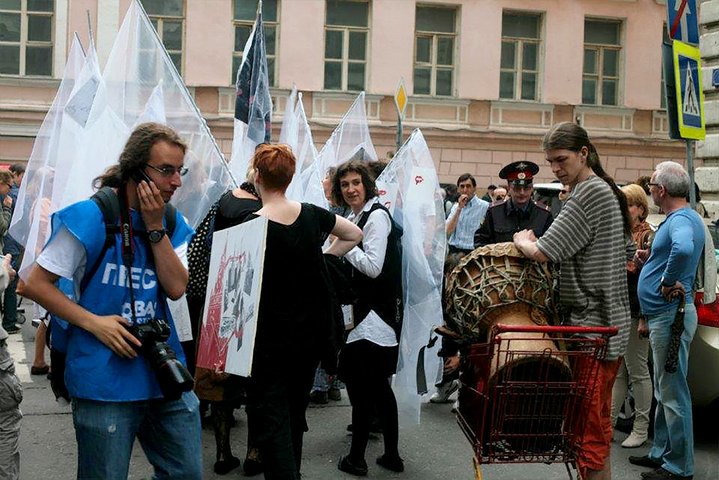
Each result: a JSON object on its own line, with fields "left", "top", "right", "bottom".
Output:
{"left": 532, "top": 182, "right": 564, "bottom": 218}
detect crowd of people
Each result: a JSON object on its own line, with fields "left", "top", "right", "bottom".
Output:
{"left": 0, "top": 120, "right": 710, "bottom": 480}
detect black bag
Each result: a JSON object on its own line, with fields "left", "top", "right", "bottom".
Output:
{"left": 186, "top": 196, "right": 223, "bottom": 303}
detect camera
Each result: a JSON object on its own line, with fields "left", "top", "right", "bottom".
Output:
{"left": 128, "top": 318, "right": 194, "bottom": 400}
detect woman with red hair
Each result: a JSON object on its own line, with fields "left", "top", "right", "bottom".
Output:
{"left": 246, "top": 144, "right": 362, "bottom": 479}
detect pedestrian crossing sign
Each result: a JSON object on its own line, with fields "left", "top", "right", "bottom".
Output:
{"left": 673, "top": 40, "right": 705, "bottom": 140}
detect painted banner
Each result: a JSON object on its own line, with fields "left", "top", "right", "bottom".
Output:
{"left": 196, "top": 216, "right": 268, "bottom": 377}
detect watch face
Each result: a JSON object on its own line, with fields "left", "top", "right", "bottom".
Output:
{"left": 149, "top": 230, "right": 165, "bottom": 243}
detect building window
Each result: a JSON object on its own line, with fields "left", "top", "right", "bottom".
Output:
{"left": 233, "top": 0, "right": 278, "bottom": 86}
{"left": 0, "top": 0, "right": 54, "bottom": 76}
{"left": 324, "top": 0, "right": 369, "bottom": 92}
{"left": 413, "top": 5, "right": 457, "bottom": 97}
{"left": 142, "top": 0, "right": 184, "bottom": 74}
{"left": 583, "top": 19, "right": 621, "bottom": 106}
{"left": 500, "top": 12, "right": 541, "bottom": 101}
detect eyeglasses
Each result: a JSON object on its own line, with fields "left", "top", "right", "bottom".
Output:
{"left": 648, "top": 182, "right": 662, "bottom": 189}
{"left": 145, "top": 164, "right": 189, "bottom": 177}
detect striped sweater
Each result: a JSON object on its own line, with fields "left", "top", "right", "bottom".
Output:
{"left": 536, "top": 175, "right": 631, "bottom": 360}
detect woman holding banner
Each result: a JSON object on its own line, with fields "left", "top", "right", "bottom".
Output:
{"left": 247, "top": 144, "right": 362, "bottom": 480}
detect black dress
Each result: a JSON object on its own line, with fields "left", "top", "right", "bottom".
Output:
{"left": 246, "top": 203, "right": 337, "bottom": 480}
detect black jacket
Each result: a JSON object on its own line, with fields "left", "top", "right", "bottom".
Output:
{"left": 474, "top": 199, "right": 553, "bottom": 247}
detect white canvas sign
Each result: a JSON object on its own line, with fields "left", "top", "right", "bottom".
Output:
{"left": 196, "top": 216, "right": 268, "bottom": 377}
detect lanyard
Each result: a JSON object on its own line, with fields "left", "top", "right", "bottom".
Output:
{"left": 118, "top": 186, "right": 138, "bottom": 323}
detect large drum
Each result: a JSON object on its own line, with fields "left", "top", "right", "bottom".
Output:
{"left": 446, "top": 243, "right": 572, "bottom": 453}
{"left": 445, "top": 242, "right": 556, "bottom": 340}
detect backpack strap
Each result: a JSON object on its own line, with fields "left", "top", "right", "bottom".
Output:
{"left": 93, "top": 186, "right": 121, "bottom": 249}
{"left": 82, "top": 187, "right": 121, "bottom": 291}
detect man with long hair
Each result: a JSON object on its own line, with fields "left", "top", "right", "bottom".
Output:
{"left": 21, "top": 123, "right": 202, "bottom": 479}
{"left": 514, "top": 122, "right": 631, "bottom": 480}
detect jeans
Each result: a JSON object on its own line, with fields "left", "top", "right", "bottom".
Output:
{"left": 647, "top": 304, "right": 697, "bottom": 477}
{"left": 71, "top": 391, "right": 202, "bottom": 480}
{"left": 311, "top": 366, "right": 342, "bottom": 393}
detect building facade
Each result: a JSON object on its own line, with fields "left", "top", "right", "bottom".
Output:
{"left": 0, "top": 0, "right": 694, "bottom": 196}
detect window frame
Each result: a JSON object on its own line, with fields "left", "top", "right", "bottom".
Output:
{"left": 413, "top": 4, "right": 458, "bottom": 97}
{"left": 0, "top": 0, "right": 54, "bottom": 77}
{"left": 232, "top": 0, "right": 279, "bottom": 87}
{"left": 582, "top": 18, "right": 623, "bottom": 107}
{"left": 143, "top": 0, "right": 185, "bottom": 75}
{"left": 323, "top": 0, "right": 370, "bottom": 92}
{"left": 499, "top": 10, "right": 542, "bottom": 102}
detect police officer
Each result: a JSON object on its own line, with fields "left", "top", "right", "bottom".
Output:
{"left": 474, "top": 161, "right": 553, "bottom": 247}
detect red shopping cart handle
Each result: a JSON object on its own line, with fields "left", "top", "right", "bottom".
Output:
{"left": 492, "top": 323, "right": 619, "bottom": 337}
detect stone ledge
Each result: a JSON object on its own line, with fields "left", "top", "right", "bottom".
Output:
{"left": 696, "top": 166, "right": 719, "bottom": 192}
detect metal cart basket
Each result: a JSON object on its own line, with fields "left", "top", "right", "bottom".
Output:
{"left": 456, "top": 324, "right": 618, "bottom": 479}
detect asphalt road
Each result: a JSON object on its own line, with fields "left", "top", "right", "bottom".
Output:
{"left": 9, "top": 322, "right": 719, "bottom": 480}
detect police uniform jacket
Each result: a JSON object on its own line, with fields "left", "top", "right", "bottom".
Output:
{"left": 474, "top": 199, "right": 553, "bottom": 247}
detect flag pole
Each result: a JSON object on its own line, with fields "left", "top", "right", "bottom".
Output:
{"left": 687, "top": 139, "right": 696, "bottom": 208}
{"left": 134, "top": 0, "right": 238, "bottom": 187}
{"left": 86, "top": 9, "right": 94, "bottom": 45}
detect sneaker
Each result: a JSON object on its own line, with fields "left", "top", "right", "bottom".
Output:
{"left": 622, "top": 431, "right": 648, "bottom": 448}
{"left": 429, "top": 380, "right": 458, "bottom": 404}
{"left": 4, "top": 325, "right": 20, "bottom": 334}
{"left": 309, "top": 390, "right": 328, "bottom": 404}
{"left": 338, "top": 455, "right": 368, "bottom": 476}
{"left": 641, "top": 467, "right": 693, "bottom": 480}
{"left": 328, "top": 386, "right": 342, "bottom": 401}
{"left": 629, "top": 455, "right": 662, "bottom": 469}
{"left": 451, "top": 399, "right": 459, "bottom": 414}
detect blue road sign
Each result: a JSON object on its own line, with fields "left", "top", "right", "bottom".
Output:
{"left": 713, "top": 68, "right": 719, "bottom": 88}
{"left": 673, "top": 40, "right": 705, "bottom": 139}
{"left": 667, "top": 0, "right": 699, "bottom": 46}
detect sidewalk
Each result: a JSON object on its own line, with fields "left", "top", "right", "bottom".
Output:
{"left": 9, "top": 318, "right": 718, "bottom": 479}
{"left": 9, "top": 320, "right": 478, "bottom": 480}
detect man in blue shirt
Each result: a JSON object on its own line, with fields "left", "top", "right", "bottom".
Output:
{"left": 631, "top": 161, "right": 704, "bottom": 480}
{"left": 445, "top": 173, "right": 489, "bottom": 255}
{"left": 21, "top": 123, "right": 202, "bottom": 479}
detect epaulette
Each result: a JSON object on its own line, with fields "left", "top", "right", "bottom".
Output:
{"left": 533, "top": 200, "right": 551, "bottom": 212}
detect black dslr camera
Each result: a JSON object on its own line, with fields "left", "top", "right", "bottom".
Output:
{"left": 128, "top": 318, "right": 194, "bottom": 400}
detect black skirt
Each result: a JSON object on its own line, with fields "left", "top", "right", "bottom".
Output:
{"left": 337, "top": 339, "right": 399, "bottom": 383}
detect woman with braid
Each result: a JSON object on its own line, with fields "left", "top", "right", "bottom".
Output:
{"left": 513, "top": 122, "right": 632, "bottom": 480}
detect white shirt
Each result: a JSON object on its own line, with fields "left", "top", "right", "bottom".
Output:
{"left": 345, "top": 198, "right": 398, "bottom": 347}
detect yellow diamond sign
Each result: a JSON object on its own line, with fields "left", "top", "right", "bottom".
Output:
{"left": 394, "top": 78, "right": 408, "bottom": 119}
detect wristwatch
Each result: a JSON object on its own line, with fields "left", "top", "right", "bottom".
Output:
{"left": 148, "top": 229, "right": 166, "bottom": 244}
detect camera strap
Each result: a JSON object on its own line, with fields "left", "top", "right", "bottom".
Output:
{"left": 118, "top": 186, "right": 138, "bottom": 324}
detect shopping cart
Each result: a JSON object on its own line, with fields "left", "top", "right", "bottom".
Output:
{"left": 456, "top": 323, "right": 618, "bottom": 480}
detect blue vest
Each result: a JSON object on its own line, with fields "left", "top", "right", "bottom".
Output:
{"left": 49, "top": 199, "right": 194, "bottom": 401}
